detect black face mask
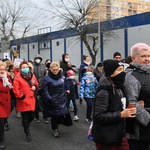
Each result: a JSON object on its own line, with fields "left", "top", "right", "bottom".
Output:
{"left": 111, "top": 72, "right": 126, "bottom": 89}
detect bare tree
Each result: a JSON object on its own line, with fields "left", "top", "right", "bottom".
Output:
{"left": 0, "top": 0, "right": 48, "bottom": 59}
{"left": 44, "top": 0, "right": 100, "bottom": 65}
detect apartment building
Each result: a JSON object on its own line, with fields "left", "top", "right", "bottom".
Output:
{"left": 87, "top": 0, "right": 150, "bottom": 22}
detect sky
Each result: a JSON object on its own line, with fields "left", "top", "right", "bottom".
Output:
{"left": 30, "top": 0, "right": 59, "bottom": 32}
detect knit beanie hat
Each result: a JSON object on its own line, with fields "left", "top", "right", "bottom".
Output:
{"left": 113, "top": 52, "right": 121, "bottom": 58}
{"left": 97, "top": 62, "right": 103, "bottom": 67}
{"left": 103, "top": 59, "right": 124, "bottom": 77}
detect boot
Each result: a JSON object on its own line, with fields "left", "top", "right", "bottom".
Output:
{"left": 25, "top": 129, "right": 32, "bottom": 142}
{"left": 0, "top": 142, "right": 6, "bottom": 149}
{"left": 4, "top": 123, "right": 9, "bottom": 131}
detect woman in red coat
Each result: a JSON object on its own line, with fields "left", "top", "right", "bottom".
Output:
{"left": 0, "top": 61, "right": 12, "bottom": 149}
{"left": 13, "top": 61, "right": 38, "bottom": 142}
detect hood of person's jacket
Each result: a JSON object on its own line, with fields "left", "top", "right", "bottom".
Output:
{"left": 34, "top": 54, "right": 42, "bottom": 62}
{"left": 62, "top": 54, "right": 67, "bottom": 63}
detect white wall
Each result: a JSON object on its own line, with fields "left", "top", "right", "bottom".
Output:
{"left": 128, "top": 24, "right": 150, "bottom": 55}
{"left": 103, "top": 29, "right": 124, "bottom": 60}
{"left": 7, "top": 23, "right": 150, "bottom": 66}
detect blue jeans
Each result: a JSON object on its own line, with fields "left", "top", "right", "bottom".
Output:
{"left": 84, "top": 98, "right": 94, "bottom": 120}
{"left": 67, "top": 99, "right": 78, "bottom": 116}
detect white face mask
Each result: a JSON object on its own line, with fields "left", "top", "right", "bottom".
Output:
{"left": 68, "top": 76, "right": 74, "bottom": 79}
{"left": 35, "top": 58, "right": 41, "bottom": 63}
{"left": 86, "top": 71, "right": 92, "bottom": 76}
{"left": 65, "top": 58, "right": 69, "bottom": 62}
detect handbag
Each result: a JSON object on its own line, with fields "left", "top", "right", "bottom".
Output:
{"left": 61, "top": 113, "right": 73, "bottom": 127}
{"left": 36, "top": 95, "right": 44, "bottom": 112}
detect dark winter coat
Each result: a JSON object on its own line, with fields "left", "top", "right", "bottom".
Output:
{"left": 93, "top": 67, "right": 104, "bottom": 82}
{"left": 60, "top": 54, "right": 72, "bottom": 77}
{"left": 33, "top": 54, "right": 46, "bottom": 89}
{"left": 65, "top": 78, "right": 79, "bottom": 100}
{"left": 42, "top": 71, "right": 68, "bottom": 117}
{"left": 92, "top": 77, "right": 126, "bottom": 145}
{"left": 78, "top": 62, "right": 93, "bottom": 82}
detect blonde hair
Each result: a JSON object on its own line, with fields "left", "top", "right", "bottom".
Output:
{"left": 0, "top": 61, "right": 6, "bottom": 68}
{"left": 131, "top": 43, "right": 150, "bottom": 56}
{"left": 50, "top": 62, "right": 60, "bottom": 69}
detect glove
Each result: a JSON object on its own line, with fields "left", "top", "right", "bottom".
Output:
{"left": 18, "top": 95, "right": 25, "bottom": 100}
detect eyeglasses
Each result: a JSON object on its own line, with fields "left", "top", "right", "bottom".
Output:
{"left": 51, "top": 69, "right": 59, "bottom": 71}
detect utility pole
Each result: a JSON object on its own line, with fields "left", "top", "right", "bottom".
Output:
{"left": 98, "top": 0, "right": 101, "bottom": 62}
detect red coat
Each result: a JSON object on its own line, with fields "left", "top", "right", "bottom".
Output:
{"left": 0, "top": 76, "right": 11, "bottom": 118}
{"left": 13, "top": 72, "right": 38, "bottom": 112}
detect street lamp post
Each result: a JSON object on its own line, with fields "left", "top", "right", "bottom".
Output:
{"left": 98, "top": 0, "right": 101, "bottom": 62}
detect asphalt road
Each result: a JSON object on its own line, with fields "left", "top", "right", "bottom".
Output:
{"left": 5, "top": 100, "right": 96, "bottom": 150}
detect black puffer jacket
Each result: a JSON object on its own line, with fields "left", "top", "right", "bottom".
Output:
{"left": 92, "top": 77, "right": 126, "bottom": 144}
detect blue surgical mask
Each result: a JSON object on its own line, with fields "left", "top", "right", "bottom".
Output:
{"left": 22, "top": 68, "right": 29, "bottom": 74}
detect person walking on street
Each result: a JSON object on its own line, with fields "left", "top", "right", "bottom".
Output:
{"left": 78, "top": 55, "right": 93, "bottom": 83}
{"left": 113, "top": 52, "right": 122, "bottom": 61}
{"left": 66, "top": 70, "right": 79, "bottom": 121}
{"left": 0, "top": 61, "right": 12, "bottom": 149}
{"left": 80, "top": 68, "right": 98, "bottom": 124}
{"left": 93, "top": 62, "right": 104, "bottom": 82}
{"left": 33, "top": 54, "right": 49, "bottom": 124}
{"left": 13, "top": 61, "right": 38, "bottom": 142}
{"left": 92, "top": 59, "right": 137, "bottom": 150}
{"left": 42, "top": 62, "right": 68, "bottom": 138}
{"left": 60, "top": 53, "right": 75, "bottom": 78}
{"left": 125, "top": 43, "right": 150, "bottom": 150}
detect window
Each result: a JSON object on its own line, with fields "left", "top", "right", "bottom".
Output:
{"left": 106, "top": 14, "right": 111, "bottom": 19}
{"left": 106, "top": 0, "right": 111, "bottom": 4}
{"left": 32, "top": 45, "right": 35, "bottom": 49}
{"left": 44, "top": 43, "right": 47, "bottom": 48}
{"left": 106, "top": 6, "right": 111, "bottom": 12}
{"left": 56, "top": 41, "right": 59, "bottom": 46}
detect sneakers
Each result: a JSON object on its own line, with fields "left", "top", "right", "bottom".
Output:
{"left": 86, "top": 118, "right": 91, "bottom": 124}
{"left": 35, "top": 118, "right": 40, "bottom": 123}
{"left": 4, "top": 123, "right": 9, "bottom": 131}
{"left": 53, "top": 130, "right": 59, "bottom": 138}
{"left": 16, "top": 112, "right": 21, "bottom": 118}
{"left": 43, "top": 119, "right": 49, "bottom": 124}
{"left": 73, "top": 115, "right": 79, "bottom": 121}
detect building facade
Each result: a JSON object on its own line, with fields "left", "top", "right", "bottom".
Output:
{"left": 87, "top": 0, "right": 150, "bottom": 22}
{"left": 1, "top": 12, "right": 150, "bottom": 68}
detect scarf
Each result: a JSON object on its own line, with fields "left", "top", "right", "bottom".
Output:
{"left": 48, "top": 70, "right": 62, "bottom": 80}
{"left": 131, "top": 62, "right": 150, "bottom": 73}
{"left": 0, "top": 72, "right": 12, "bottom": 89}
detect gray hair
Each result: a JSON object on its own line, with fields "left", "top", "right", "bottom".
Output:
{"left": 131, "top": 43, "right": 150, "bottom": 56}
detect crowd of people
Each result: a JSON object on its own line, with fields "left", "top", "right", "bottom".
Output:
{"left": 0, "top": 42, "right": 150, "bottom": 150}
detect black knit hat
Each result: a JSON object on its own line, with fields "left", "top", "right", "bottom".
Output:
{"left": 113, "top": 52, "right": 121, "bottom": 58}
{"left": 97, "top": 62, "right": 103, "bottom": 67}
{"left": 103, "top": 59, "right": 124, "bottom": 77}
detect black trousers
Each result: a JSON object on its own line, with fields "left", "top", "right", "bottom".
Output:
{"left": 128, "top": 139, "right": 149, "bottom": 150}
{"left": 34, "top": 89, "right": 47, "bottom": 119}
{"left": 0, "top": 118, "right": 4, "bottom": 143}
{"left": 51, "top": 116, "right": 64, "bottom": 130}
{"left": 21, "top": 111, "right": 34, "bottom": 133}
